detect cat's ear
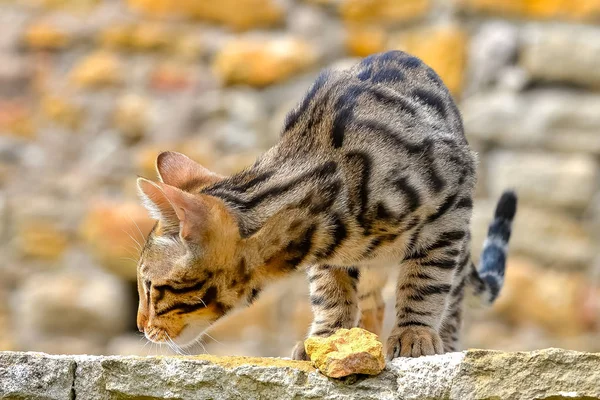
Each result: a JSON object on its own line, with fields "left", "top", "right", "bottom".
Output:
{"left": 137, "top": 178, "right": 179, "bottom": 227}
{"left": 137, "top": 177, "right": 208, "bottom": 241}
{"left": 155, "top": 151, "right": 223, "bottom": 189}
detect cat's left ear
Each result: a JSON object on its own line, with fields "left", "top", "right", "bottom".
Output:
{"left": 137, "top": 177, "right": 209, "bottom": 242}
{"left": 155, "top": 151, "right": 223, "bottom": 190}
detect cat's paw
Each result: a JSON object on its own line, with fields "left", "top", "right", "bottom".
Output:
{"left": 386, "top": 326, "right": 444, "bottom": 359}
{"left": 291, "top": 340, "right": 310, "bottom": 361}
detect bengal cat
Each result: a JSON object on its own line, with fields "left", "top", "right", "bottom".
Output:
{"left": 135, "top": 50, "right": 517, "bottom": 360}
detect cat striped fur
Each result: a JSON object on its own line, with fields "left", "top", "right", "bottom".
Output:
{"left": 135, "top": 50, "right": 517, "bottom": 359}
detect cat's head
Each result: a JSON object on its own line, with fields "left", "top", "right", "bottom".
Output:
{"left": 135, "top": 151, "right": 262, "bottom": 348}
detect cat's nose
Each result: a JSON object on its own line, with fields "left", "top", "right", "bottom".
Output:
{"left": 137, "top": 311, "right": 148, "bottom": 332}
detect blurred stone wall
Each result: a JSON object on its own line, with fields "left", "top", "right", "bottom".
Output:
{"left": 0, "top": 0, "right": 598, "bottom": 357}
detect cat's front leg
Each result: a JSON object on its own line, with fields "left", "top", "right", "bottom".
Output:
{"left": 291, "top": 264, "right": 360, "bottom": 361}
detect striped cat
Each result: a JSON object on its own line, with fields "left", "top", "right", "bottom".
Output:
{"left": 136, "top": 50, "right": 517, "bottom": 359}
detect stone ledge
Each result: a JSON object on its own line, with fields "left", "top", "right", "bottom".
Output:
{"left": 1, "top": 348, "right": 599, "bottom": 399}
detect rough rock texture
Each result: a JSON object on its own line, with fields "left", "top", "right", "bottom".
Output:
{"left": 340, "top": 0, "right": 430, "bottom": 24}
{"left": 0, "top": 352, "right": 75, "bottom": 400}
{"left": 1, "top": 349, "right": 599, "bottom": 399}
{"left": 463, "top": 89, "right": 600, "bottom": 154}
{"left": 388, "top": 24, "right": 467, "bottom": 95}
{"left": 304, "top": 327, "right": 385, "bottom": 378}
{"left": 458, "top": 0, "right": 600, "bottom": 20}
{"left": 213, "top": 36, "right": 316, "bottom": 87}
{"left": 1, "top": 0, "right": 599, "bottom": 361}
{"left": 487, "top": 151, "right": 598, "bottom": 210}
{"left": 127, "top": 0, "right": 284, "bottom": 31}
{"left": 471, "top": 201, "right": 595, "bottom": 269}
{"left": 521, "top": 24, "right": 600, "bottom": 89}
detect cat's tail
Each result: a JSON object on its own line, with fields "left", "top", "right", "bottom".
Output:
{"left": 468, "top": 190, "right": 518, "bottom": 305}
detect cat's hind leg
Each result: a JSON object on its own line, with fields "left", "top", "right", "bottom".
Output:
{"left": 386, "top": 207, "right": 469, "bottom": 359}
{"left": 357, "top": 266, "right": 388, "bottom": 336}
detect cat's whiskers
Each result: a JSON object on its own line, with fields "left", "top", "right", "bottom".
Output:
{"left": 126, "top": 212, "right": 147, "bottom": 248}
{"left": 123, "top": 229, "right": 143, "bottom": 253}
{"left": 167, "top": 333, "right": 189, "bottom": 356}
{"left": 203, "top": 330, "right": 224, "bottom": 347}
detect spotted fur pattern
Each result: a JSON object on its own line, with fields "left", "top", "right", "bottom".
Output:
{"left": 135, "top": 51, "right": 517, "bottom": 359}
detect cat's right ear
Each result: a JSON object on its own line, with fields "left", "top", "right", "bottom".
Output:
{"left": 155, "top": 151, "right": 223, "bottom": 189}
{"left": 136, "top": 178, "right": 180, "bottom": 229}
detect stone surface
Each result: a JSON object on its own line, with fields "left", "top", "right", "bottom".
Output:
{"left": 452, "top": 349, "right": 600, "bottom": 399}
{"left": 24, "top": 21, "right": 70, "bottom": 50}
{"left": 521, "top": 24, "right": 600, "bottom": 89}
{"left": 149, "top": 61, "right": 198, "bottom": 92}
{"left": 0, "top": 55, "right": 32, "bottom": 97}
{"left": 70, "top": 51, "right": 123, "bottom": 88}
{"left": 1, "top": 349, "right": 600, "bottom": 399}
{"left": 458, "top": 0, "right": 600, "bottom": 20}
{"left": 1, "top": 0, "right": 599, "bottom": 361}
{"left": 0, "top": 352, "right": 75, "bottom": 400}
{"left": 493, "top": 258, "right": 598, "bottom": 336}
{"left": 463, "top": 89, "right": 600, "bottom": 154}
{"left": 304, "top": 328, "right": 385, "bottom": 378}
{"left": 486, "top": 151, "right": 599, "bottom": 210}
{"left": 465, "top": 21, "right": 519, "bottom": 94}
{"left": 41, "top": 94, "right": 83, "bottom": 130}
{"left": 213, "top": 37, "right": 316, "bottom": 87}
{"left": 0, "top": 100, "right": 34, "bottom": 138}
{"left": 127, "top": 0, "right": 284, "bottom": 31}
{"left": 16, "top": 219, "right": 69, "bottom": 261}
{"left": 345, "top": 25, "right": 387, "bottom": 57}
{"left": 471, "top": 201, "right": 595, "bottom": 270}
{"left": 340, "top": 0, "right": 430, "bottom": 24}
{"left": 113, "top": 94, "right": 148, "bottom": 142}
{"left": 388, "top": 25, "right": 467, "bottom": 94}
{"left": 13, "top": 271, "right": 131, "bottom": 352}
{"left": 0, "top": 287, "right": 14, "bottom": 351}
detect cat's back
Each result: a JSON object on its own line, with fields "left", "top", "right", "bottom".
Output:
{"left": 349, "top": 50, "right": 463, "bottom": 133}
{"left": 280, "top": 51, "right": 467, "bottom": 157}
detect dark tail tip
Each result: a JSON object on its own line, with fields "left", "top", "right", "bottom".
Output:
{"left": 494, "top": 190, "right": 517, "bottom": 221}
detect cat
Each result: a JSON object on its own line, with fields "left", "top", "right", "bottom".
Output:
{"left": 135, "top": 50, "right": 517, "bottom": 360}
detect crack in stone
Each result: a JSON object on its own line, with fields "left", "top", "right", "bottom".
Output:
{"left": 69, "top": 359, "right": 77, "bottom": 400}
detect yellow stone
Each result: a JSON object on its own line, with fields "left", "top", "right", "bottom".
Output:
{"left": 492, "top": 258, "right": 596, "bottom": 337}
{"left": 340, "top": 0, "right": 430, "bottom": 24}
{"left": 346, "top": 25, "right": 387, "bottom": 57}
{"left": 130, "top": 23, "right": 170, "bottom": 51}
{"left": 304, "top": 0, "right": 338, "bottom": 5}
{"left": 114, "top": 94, "right": 148, "bottom": 141}
{"left": 134, "top": 144, "right": 167, "bottom": 179}
{"left": 304, "top": 327, "right": 385, "bottom": 378}
{"left": 80, "top": 201, "right": 154, "bottom": 281}
{"left": 171, "top": 34, "right": 204, "bottom": 60}
{"left": 388, "top": 25, "right": 467, "bottom": 95}
{"left": 21, "top": 0, "right": 100, "bottom": 11}
{"left": 18, "top": 221, "right": 69, "bottom": 261}
{"left": 41, "top": 95, "right": 82, "bottom": 129}
{"left": 71, "top": 52, "right": 122, "bottom": 88}
{"left": 0, "top": 102, "right": 35, "bottom": 139}
{"left": 126, "top": 0, "right": 284, "bottom": 31}
{"left": 214, "top": 37, "right": 316, "bottom": 87}
{"left": 458, "top": 0, "right": 600, "bottom": 20}
{"left": 24, "top": 22, "right": 69, "bottom": 50}
{"left": 99, "top": 25, "right": 134, "bottom": 49}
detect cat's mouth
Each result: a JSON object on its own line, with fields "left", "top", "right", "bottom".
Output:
{"left": 144, "top": 326, "right": 172, "bottom": 343}
{"left": 144, "top": 321, "right": 212, "bottom": 348}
